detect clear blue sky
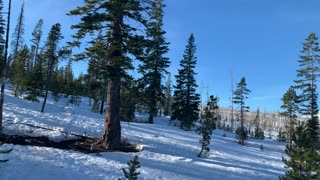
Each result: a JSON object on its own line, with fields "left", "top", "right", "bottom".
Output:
{"left": 7, "top": 0, "right": 320, "bottom": 112}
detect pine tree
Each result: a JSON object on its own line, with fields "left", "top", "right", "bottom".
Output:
{"left": 41, "top": 23, "right": 63, "bottom": 113}
{"left": 164, "top": 72, "right": 172, "bottom": 116}
{"left": 138, "top": 0, "right": 170, "bottom": 124}
{"left": 23, "top": 58, "right": 44, "bottom": 102}
{"left": 294, "top": 32, "right": 320, "bottom": 148}
{"left": 253, "top": 108, "right": 260, "bottom": 127}
{"left": 85, "top": 32, "right": 108, "bottom": 114}
{"left": 68, "top": 0, "right": 148, "bottom": 149}
{"left": 30, "top": 19, "right": 43, "bottom": 68}
{"left": 254, "top": 126, "right": 265, "bottom": 140}
{"left": 233, "top": 77, "right": 250, "bottom": 145}
{"left": 64, "top": 59, "right": 74, "bottom": 96}
{"left": 10, "top": 2, "right": 24, "bottom": 67}
{"left": 279, "top": 87, "right": 299, "bottom": 150}
{"left": 122, "top": 156, "right": 141, "bottom": 180}
{"left": 253, "top": 108, "right": 264, "bottom": 139}
{"left": 277, "top": 128, "right": 286, "bottom": 142}
{"left": 197, "top": 95, "right": 218, "bottom": 157}
{"left": 120, "top": 78, "right": 137, "bottom": 122}
{"left": 88, "top": 58, "right": 102, "bottom": 113}
{"left": 171, "top": 34, "right": 200, "bottom": 130}
{"left": 280, "top": 124, "right": 320, "bottom": 179}
{"left": 11, "top": 44, "right": 29, "bottom": 97}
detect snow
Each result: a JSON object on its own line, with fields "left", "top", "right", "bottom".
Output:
{"left": 0, "top": 89, "right": 287, "bottom": 179}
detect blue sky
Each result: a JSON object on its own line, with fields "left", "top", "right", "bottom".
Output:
{"left": 7, "top": 0, "right": 320, "bottom": 112}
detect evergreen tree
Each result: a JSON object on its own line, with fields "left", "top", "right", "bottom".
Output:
{"left": 41, "top": 23, "right": 64, "bottom": 112}
{"left": 87, "top": 51, "right": 103, "bottom": 113}
{"left": 120, "top": 79, "right": 137, "bottom": 122}
{"left": 63, "top": 59, "right": 74, "bottom": 96}
{"left": 277, "top": 128, "right": 286, "bottom": 142}
{"left": 85, "top": 32, "right": 108, "bottom": 114}
{"left": 171, "top": 34, "right": 200, "bottom": 130}
{"left": 233, "top": 77, "right": 250, "bottom": 145}
{"left": 164, "top": 72, "right": 172, "bottom": 116}
{"left": 30, "top": 19, "right": 43, "bottom": 68}
{"left": 294, "top": 32, "right": 320, "bottom": 148}
{"left": 253, "top": 108, "right": 264, "bottom": 139}
{"left": 68, "top": 0, "right": 148, "bottom": 149}
{"left": 254, "top": 126, "right": 265, "bottom": 140}
{"left": 138, "top": 0, "right": 170, "bottom": 124}
{"left": 280, "top": 124, "right": 320, "bottom": 179}
{"left": 11, "top": 44, "right": 29, "bottom": 97}
{"left": 197, "top": 95, "right": 218, "bottom": 157}
{"left": 253, "top": 107, "right": 260, "bottom": 127}
{"left": 10, "top": 2, "right": 24, "bottom": 67}
{"left": 279, "top": 87, "right": 299, "bottom": 150}
{"left": 122, "top": 155, "right": 141, "bottom": 180}
{"left": 23, "top": 58, "right": 44, "bottom": 102}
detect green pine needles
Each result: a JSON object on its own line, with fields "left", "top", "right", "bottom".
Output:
{"left": 122, "top": 155, "right": 141, "bottom": 180}
{"left": 280, "top": 32, "right": 320, "bottom": 179}
{"left": 294, "top": 32, "right": 320, "bottom": 148}
{"left": 171, "top": 34, "right": 200, "bottom": 130}
{"left": 233, "top": 77, "right": 250, "bottom": 145}
{"left": 280, "top": 125, "right": 320, "bottom": 179}
{"left": 197, "top": 95, "right": 218, "bottom": 157}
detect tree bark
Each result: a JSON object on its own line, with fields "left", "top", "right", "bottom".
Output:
{"left": 41, "top": 57, "right": 55, "bottom": 113}
{"left": 0, "top": 0, "right": 12, "bottom": 134}
{"left": 101, "top": 77, "right": 121, "bottom": 149}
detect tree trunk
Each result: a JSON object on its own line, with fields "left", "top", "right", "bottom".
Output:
{"left": 148, "top": 114, "right": 154, "bottom": 124}
{"left": 41, "top": 59, "right": 54, "bottom": 113}
{"left": 101, "top": 77, "right": 121, "bottom": 149}
{"left": 99, "top": 0, "right": 123, "bottom": 150}
{"left": 100, "top": 86, "right": 105, "bottom": 114}
{"left": 0, "top": 0, "right": 11, "bottom": 134}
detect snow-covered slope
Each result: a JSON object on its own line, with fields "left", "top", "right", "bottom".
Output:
{"left": 0, "top": 90, "right": 287, "bottom": 180}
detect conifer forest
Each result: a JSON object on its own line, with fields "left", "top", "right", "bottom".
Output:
{"left": 0, "top": 0, "right": 319, "bottom": 179}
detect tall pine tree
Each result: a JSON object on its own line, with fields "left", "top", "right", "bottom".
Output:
{"left": 233, "top": 77, "right": 250, "bottom": 145}
{"left": 41, "top": 23, "right": 63, "bottom": 112}
{"left": 10, "top": 2, "right": 24, "bottom": 67}
{"left": 171, "top": 34, "right": 200, "bottom": 130}
{"left": 11, "top": 44, "right": 29, "bottom": 97}
{"left": 30, "top": 19, "right": 43, "bottom": 68}
{"left": 279, "top": 87, "right": 299, "bottom": 150}
{"left": 138, "top": 0, "right": 170, "bottom": 124}
{"left": 68, "top": 0, "right": 148, "bottom": 149}
{"left": 294, "top": 32, "right": 320, "bottom": 148}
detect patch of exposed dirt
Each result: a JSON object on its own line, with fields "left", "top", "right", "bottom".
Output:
{"left": 0, "top": 134, "right": 142, "bottom": 153}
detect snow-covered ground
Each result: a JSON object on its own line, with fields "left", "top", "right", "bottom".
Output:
{"left": 0, "top": 89, "right": 287, "bottom": 179}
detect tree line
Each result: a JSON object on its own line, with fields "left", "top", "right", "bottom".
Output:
{"left": 0, "top": 0, "right": 318, "bottom": 178}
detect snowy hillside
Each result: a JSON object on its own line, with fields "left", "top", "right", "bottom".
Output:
{"left": 0, "top": 90, "right": 287, "bottom": 180}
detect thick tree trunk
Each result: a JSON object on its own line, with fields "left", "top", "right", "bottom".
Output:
{"left": 0, "top": 0, "right": 11, "bottom": 134}
{"left": 101, "top": 77, "right": 121, "bottom": 149}
{"left": 99, "top": 0, "right": 124, "bottom": 150}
